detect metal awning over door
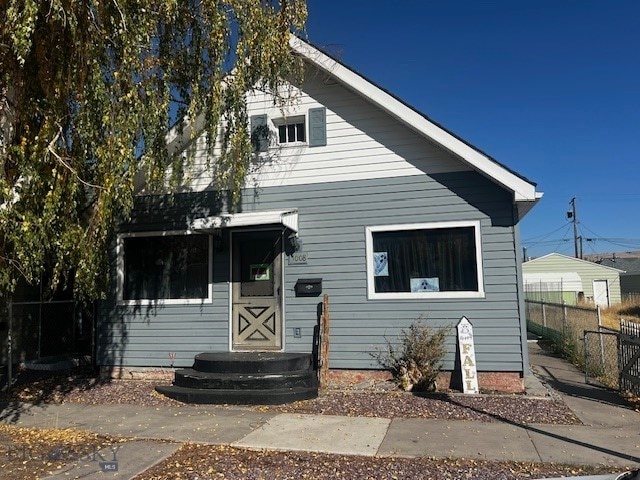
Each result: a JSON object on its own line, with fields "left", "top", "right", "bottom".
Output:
{"left": 190, "top": 209, "right": 298, "bottom": 233}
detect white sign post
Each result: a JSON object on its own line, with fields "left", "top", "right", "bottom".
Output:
{"left": 457, "top": 316, "right": 479, "bottom": 394}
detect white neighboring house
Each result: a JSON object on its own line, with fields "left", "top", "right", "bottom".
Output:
{"left": 523, "top": 253, "right": 625, "bottom": 307}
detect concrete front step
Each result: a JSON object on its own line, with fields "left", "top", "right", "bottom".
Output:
{"left": 193, "top": 352, "right": 313, "bottom": 374}
{"left": 155, "top": 384, "right": 318, "bottom": 405}
{"left": 156, "top": 351, "right": 318, "bottom": 405}
{"left": 174, "top": 368, "right": 318, "bottom": 390}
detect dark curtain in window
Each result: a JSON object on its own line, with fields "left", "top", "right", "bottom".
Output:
{"left": 373, "top": 227, "right": 478, "bottom": 293}
{"left": 123, "top": 235, "right": 208, "bottom": 300}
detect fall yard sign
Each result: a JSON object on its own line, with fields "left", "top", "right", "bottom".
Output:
{"left": 457, "top": 316, "right": 479, "bottom": 394}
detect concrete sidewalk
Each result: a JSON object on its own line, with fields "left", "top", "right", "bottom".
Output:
{"left": 1, "top": 340, "right": 638, "bottom": 478}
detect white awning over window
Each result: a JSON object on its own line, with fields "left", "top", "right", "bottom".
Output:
{"left": 523, "top": 272, "right": 583, "bottom": 292}
{"left": 190, "top": 209, "right": 298, "bottom": 233}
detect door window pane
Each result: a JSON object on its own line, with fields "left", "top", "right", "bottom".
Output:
{"left": 236, "top": 234, "right": 281, "bottom": 297}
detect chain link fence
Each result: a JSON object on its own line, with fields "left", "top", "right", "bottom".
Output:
{"left": 584, "top": 329, "right": 620, "bottom": 390}
{"left": 525, "top": 299, "right": 600, "bottom": 365}
{"left": 527, "top": 299, "right": 640, "bottom": 396}
{"left": 2, "top": 285, "right": 95, "bottom": 389}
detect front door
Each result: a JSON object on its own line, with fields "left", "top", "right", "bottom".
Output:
{"left": 232, "top": 230, "right": 283, "bottom": 350}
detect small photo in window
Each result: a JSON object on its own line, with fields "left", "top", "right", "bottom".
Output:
{"left": 410, "top": 277, "right": 440, "bottom": 293}
{"left": 373, "top": 251, "right": 389, "bottom": 277}
{"left": 250, "top": 264, "right": 270, "bottom": 281}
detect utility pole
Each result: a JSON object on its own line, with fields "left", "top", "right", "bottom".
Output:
{"left": 568, "top": 197, "right": 579, "bottom": 259}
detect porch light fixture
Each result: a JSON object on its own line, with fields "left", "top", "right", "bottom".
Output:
{"left": 289, "top": 234, "right": 301, "bottom": 252}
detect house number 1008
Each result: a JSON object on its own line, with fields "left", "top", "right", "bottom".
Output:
{"left": 289, "top": 252, "right": 308, "bottom": 265}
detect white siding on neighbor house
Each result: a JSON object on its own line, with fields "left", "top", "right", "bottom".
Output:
{"left": 523, "top": 272, "right": 583, "bottom": 292}
{"left": 178, "top": 70, "right": 470, "bottom": 192}
{"left": 522, "top": 253, "right": 623, "bottom": 305}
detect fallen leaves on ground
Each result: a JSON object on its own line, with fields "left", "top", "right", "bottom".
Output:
{"left": 263, "top": 391, "right": 582, "bottom": 425}
{"left": 0, "top": 425, "right": 117, "bottom": 480}
{"left": 3, "top": 371, "right": 183, "bottom": 407}
{"left": 134, "top": 443, "right": 624, "bottom": 480}
{"left": 622, "top": 392, "right": 640, "bottom": 412}
{"left": 3, "top": 373, "right": 584, "bottom": 424}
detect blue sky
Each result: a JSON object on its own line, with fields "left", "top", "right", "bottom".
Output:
{"left": 304, "top": 0, "right": 640, "bottom": 258}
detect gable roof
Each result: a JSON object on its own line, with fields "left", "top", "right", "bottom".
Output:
{"left": 524, "top": 252, "right": 626, "bottom": 273}
{"left": 289, "top": 36, "right": 542, "bottom": 215}
{"left": 592, "top": 256, "right": 640, "bottom": 275}
{"left": 164, "top": 35, "right": 542, "bottom": 218}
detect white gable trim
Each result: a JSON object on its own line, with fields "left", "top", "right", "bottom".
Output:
{"left": 289, "top": 36, "right": 540, "bottom": 204}
{"left": 524, "top": 252, "right": 626, "bottom": 273}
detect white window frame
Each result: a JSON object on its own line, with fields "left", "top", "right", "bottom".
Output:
{"left": 365, "top": 220, "right": 485, "bottom": 300}
{"left": 117, "top": 230, "right": 213, "bottom": 306}
{"left": 272, "top": 115, "right": 306, "bottom": 146}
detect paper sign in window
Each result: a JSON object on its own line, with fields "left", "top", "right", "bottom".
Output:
{"left": 410, "top": 277, "right": 440, "bottom": 293}
{"left": 250, "top": 264, "right": 270, "bottom": 281}
{"left": 373, "top": 252, "right": 389, "bottom": 277}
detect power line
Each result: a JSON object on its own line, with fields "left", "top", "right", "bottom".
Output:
{"left": 523, "top": 221, "right": 572, "bottom": 243}
{"left": 578, "top": 223, "right": 640, "bottom": 250}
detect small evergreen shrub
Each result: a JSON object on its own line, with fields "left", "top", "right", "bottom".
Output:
{"left": 374, "top": 318, "right": 449, "bottom": 392}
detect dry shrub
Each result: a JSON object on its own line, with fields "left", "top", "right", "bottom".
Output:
{"left": 374, "top": 318, "right": 448, "bottom": 392}
{"left": 601, "top": 298, "right": 640, "bottom": 330}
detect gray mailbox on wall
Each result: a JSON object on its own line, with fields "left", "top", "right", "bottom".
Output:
{"left": 295, "top": 278, "right": 322, "bottom": 297}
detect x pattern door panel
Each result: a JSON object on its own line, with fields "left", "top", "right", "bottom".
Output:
{"left": 236, "top": 305, "right": 277, "bottom": 344}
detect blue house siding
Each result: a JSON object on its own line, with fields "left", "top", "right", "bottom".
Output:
{"left": 97, "top": 169, "right": 525, "bottom": 373}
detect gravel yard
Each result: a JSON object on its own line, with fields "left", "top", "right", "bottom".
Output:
{"left": 3, "top": 372, "right": 581, "bottom": 425}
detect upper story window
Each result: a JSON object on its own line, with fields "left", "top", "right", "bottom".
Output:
{"left": 278, "top": 122, "right": 306, "bottom": 144}
{"left": 117, "top": 231, "right": 212, "bottom": 305}
{"left": 365, "top": 221, "right": 485, "bottom": 300}
{"left": 250, "top": 107, "right": 326, "bottom": 152}
{"left": 275, "top": 116, "right": 306, "bottom": 144}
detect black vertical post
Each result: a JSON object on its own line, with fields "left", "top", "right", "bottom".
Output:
{"left": 569, "top": 197, "right": 579, "bottom": 259}
{"left": 7, "top": 299, "right": 12, "bottom": 392}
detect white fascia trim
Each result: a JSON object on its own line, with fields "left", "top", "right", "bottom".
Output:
{"left": 365, "top": 220, "right": 485, "bottom": 300}
{"left": 525, "top": 252, "right": 626, "bottom": 273}
{"left": 116, "top": 230, "right": 213, "bottom": 306}
{"left": 290, "top": 36, "right": 539, "bottom": 202}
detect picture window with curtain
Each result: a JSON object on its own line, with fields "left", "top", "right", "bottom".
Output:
{"left": 366, "top": 222, "right": 484, "bottom": 299}
{"left": 118, "top": 233, "right": 211, "bottom": 303}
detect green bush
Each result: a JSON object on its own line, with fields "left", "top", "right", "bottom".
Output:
{"left": 374, "top": 318, "right": 448, "bottom": 392}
